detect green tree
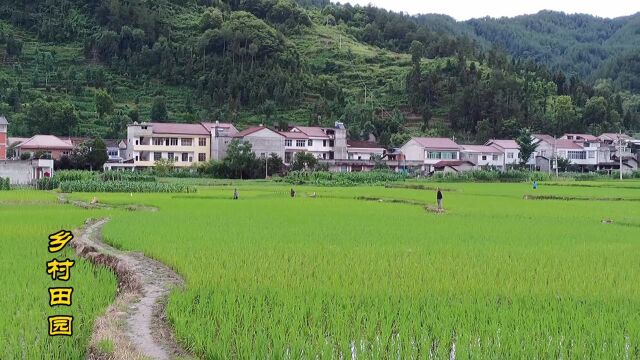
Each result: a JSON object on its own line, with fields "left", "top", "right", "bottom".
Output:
{"left": 95, "top": 90, "right": 114, "bottom": 118}
{"left": 224, "top": 139, "right": 257, "bottom": 179}
{"left": 582, "top": 96, "right": 608, "bottom": 130}
{"left": 87, "top": 138, "right": 109, "bottom": 171}
{"left": 291, "top": 152, "right": 318, "bottom": 171}
{"left": 150, "top": 96, "right": 168, "bottom": 121}
{"left": 516, "top": 129, "right": 536, "bottom": 165}
{"left": 547, "top": 95, "right": 577, "bottom": 135}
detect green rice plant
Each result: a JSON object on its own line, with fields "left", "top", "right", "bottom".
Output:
{"left": 284, "top": 170, "right": 408, "bottom": 186}
{"left": 0, "top": 192, "right": 116, "bottom": 359}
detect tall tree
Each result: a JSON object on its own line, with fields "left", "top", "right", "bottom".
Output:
{"left": 150, "top": 96, "right": 168, "bottom": 121}
{"left": 516, "top": 129, "right": 536, "bottom": 165}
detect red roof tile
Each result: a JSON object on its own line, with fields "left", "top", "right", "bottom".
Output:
{"left": 149, "top": 122, "right": 210, "bottom": 135}
{"left": 412, "top": 137, "right": 460, "bottom": 150}
{"left": 291, "top": 126, "right": 330, "bottom": 138}
{"left": 460, "top": 144, "right": 501, "bottom": 153}
{"left": 18, "top": 135, "right": 73, "bottom": 150}
{"left": 486, "top": 139, "right": 519, "bottom": 149}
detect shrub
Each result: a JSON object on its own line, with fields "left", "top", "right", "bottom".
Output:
{"left": 100, "top": 172, "right": 156, "bottom": 182}
{"left": 36, "top": 177, "right": 59, "bottom": 190}
{"left": 0, "top": 177, "right": 11, "bottom": 190}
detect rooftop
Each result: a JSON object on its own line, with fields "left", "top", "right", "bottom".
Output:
{"left": 233, "top": 126, "right": 283, "bottom": 138}
{"left": 460, "top": 144, "right": 501, "bottom": 153}
{"left": 17, "top": 135, "right": 74, "bottom": 150}
{"left": 563, "top": 133, "right": 598, "bottom": 142}
{"left": 148, "top": 122, "right": 210, "bottom": 136}
{"left": 411, "top": 137, "right": 460, "bottom": 150}
{"left": 347, "top": 140, "right": 384, "bottom": 149}
{"left": 486, "top": 139, "right": 519, "bottom": 149}
{"left": 290, "top": 126, "right": 330, "bottom": 139}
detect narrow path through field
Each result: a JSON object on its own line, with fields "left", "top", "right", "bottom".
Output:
{"left": 73, "top": 218, "right": 190, "bottom": 360}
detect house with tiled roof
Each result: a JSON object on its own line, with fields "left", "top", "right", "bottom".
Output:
{"left": 460, "top": 144, "right": 503, "bottom": 169}
{"left": 232, "top": 125, "right": 286, "bottom": 160}
{"left": 399, "top": 137, "right": 461, "bottom": 173}
{"left": 14, "top": 135, "right": 74, "bottom": 160}
{"left": 485, "top": 139, "right": 520, "bottom": 166}
{"left": 125, "top": 122, "right": 212, "bottom": 168}
{"left": 279, "top": 124, "right": 348, "bottom": 164}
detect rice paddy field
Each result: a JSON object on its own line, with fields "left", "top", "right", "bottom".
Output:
{"left": 2, "top": 179, "right": 640, "bottom": 358}
{"left": 0, "top": 191, "right": 116, "bottom": 359}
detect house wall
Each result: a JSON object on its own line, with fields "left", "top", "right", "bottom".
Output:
{"left": 347, "top": 148, "right": 384, "bottom": 160}
{"left": 400, "top": 140, "right": 426, "bottom": 162}
{"left": 0, "top": 159, "right": 54, "bottom": 184}
{"left": 129, "top": 132, "right": 210, "bottom": 167}
{"left": 16, "top": 148, "right": 70, "bottom": 160}
{"left": 0, "top": 129, "right": 6, "bottom": 160}
{"left": 242, "top": 128, "right": 285, "bottom": 160}
{"left": 504, "top": 149, "right": 520, "bottom": 165}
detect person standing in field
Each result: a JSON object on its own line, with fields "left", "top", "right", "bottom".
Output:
{"left": 233, "top": 188, "right": 239, "bottom": 200}
{"left": 436, "top": 188, "right": 443, "bottom": 210}
{"left": 290, "top": 188, "right": 296, "bottom": 198}
{"left": 533, "top": 181, "right": 538, "bottom": 190}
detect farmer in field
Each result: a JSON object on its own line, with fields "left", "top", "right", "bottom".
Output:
{"left": 533, "top": 181, "right": 538, "bottom": 190}
{"left": 290, "top": 188, "right": 296, "bottom": 198}
{"left": 233, "top": 188, "right": 239, "bottom": 200}
{"left": 436, "top": 188, "right": 443, "bottom": 210}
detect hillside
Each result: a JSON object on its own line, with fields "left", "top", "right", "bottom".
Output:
{"left": 0, "top": 1, "right": 639, "bottom": 146}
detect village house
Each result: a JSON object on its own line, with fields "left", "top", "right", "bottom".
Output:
{"left": 459, "top": 144, "right": 504, "bottom": 170}
{"left": 485, "top": 139, "right": 520, "bottom": 167}
{"left": 399, "top": 137, "right": 461, "bottom": 173}
{"left": 125, "top": 122, "right": 211, "bottom": 168}
{"left": 14, "top": 135, "right": 74, "bottom": 160}
{"left": 202, "top": 122, "right": 239, "bottom": 161}
{"left": 0, "top": 118, "right": 56, "bottom": 184}
{"left": 232, "top": 126, "right": 286, "bottom": 161}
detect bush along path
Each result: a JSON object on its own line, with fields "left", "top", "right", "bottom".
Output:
{"left": 71, "top": 218, "right": 191, "bottom": 360}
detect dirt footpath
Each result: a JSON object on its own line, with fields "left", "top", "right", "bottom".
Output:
{"left": 72, "top": 218, "right": 192, "bottom": 360}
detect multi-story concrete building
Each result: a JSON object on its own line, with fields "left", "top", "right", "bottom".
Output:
{"left": 485, "top": 139, "right": 520, "bottom": 167}
{"left": 399, "top": 137, "right": 461, "bottom": 173}
{"left": 460, "top": 145, "right": 504, "bottom": 169}
{"left": 126, "top": 122, "right": 211, "bottom": 168}
{"left": 232, "top": 126, "right": 285, "bottom": 160}
{"left": 202, "top": 122, "right": 239, "bottom": 161}
{"left": 0, "top": 116, "right": 7, "bottom": 160}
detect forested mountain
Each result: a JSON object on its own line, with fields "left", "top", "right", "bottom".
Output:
{"left": 0, "top": 1, "right": 639, "bottom": 147}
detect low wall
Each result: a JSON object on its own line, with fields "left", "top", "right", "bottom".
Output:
{"left": 0, "top": 160, "right": 33, "bottom": 184}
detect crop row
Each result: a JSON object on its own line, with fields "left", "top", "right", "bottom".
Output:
{"left": 60, "top": 180, "right": 196, "bottom": 193}
{"left": 284, "top": 170, "right": 408, "bottom": 186}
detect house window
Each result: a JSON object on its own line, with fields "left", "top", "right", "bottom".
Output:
{"left": 482, "top": 155, "right": 487, "bottom": 161}
{"left": 492, "top": 155, "right": 498, "bottom": 161}
{"left": 181, "top": 138, "right": 193, "bottom": 146}
{"left": 108, "top": 150, "right": 118, "bottom": 156}
{"left": 168, "top": 152, "right": 174, "bottom": 160}
{"left": 588, "top": 151, "right": 595, "bottom": 159}
{"left": 507, "top": 152, "right": 514, "bottom": 159}
{"left": 308, "top": 139, "right": 313, "bottom": 146}
{"left": 63, "top": 151, "right": 70, "bottom": 156}
{"left": 199, "top": 138, "right": 207, "bottom": 146}
{"left": 189, "top": 156, "right": 193, "bottom": 162}
{"left": 568, "top": 151, "right": 586, "bottom": 160}
{"left": 153, "top": 138, "right": 164, "bottom": 146}
{"left": 285, "top": 152, "right": 292, "bottom": 163}
{"left": 323, "top": 140, "right": 327, "bottom": 147}
{"left": 198, "top": 153, "right": 206, "bottom": 162}
{"left": 135, "top": 156, "right": 139, "bottom": 161}
{"left": 170, "top": 138, "right": 178, "bottom": 146}
{"left": 141, "top": 126, "right": 148, "bottom": 130}
{"left": 135, "top": 139, "right": 139, "bottom": 145}
{"left": 181, "top": 153, "right": 188, "bottom": 162}
{"left": 329, "top": 140, "right": 334, "bottom": 147}
{"left": 285, "top": 140, "right": 292, "bottom": 147}
{"left": 296, "top": 140, "right": 306, "bottom": 147}
{"left": 154, "top": 152, "right": 162, "bottom": 161}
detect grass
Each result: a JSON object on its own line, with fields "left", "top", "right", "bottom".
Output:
{"left": 56, "top": 179, "right": 640, "bottom": 358}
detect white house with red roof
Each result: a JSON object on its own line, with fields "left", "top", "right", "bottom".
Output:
{"left": 460, "top": 144, "right": 504, "bottom": 169}
{"left": 232, "top": 126, "right": 285, "bottom": 160}
{"left": 485, "top": 139, "right": 520, "bottom": 166}
{"left": 400, "top": 137, "right": 461, "bottom": 173}
{"left": 126, "top": 122, "right": 212, "bottom": 167}
{"left": 280, "top": 124, "right": 347, "bottom": 164}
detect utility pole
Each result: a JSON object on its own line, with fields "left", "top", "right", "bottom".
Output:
{"left": 554, "top": 136, "right": 558, "bottom": 177}
{"left": 618, "top": 131, "right": 624, "bottom": 181}
{"left": 265, "top": 155, "right": 268, "bottom": 179}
